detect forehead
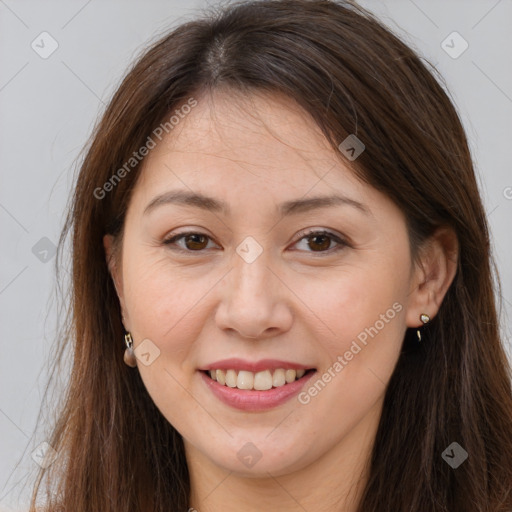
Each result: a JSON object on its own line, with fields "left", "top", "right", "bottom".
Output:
{"left": 132, "top": 89, "right": 372, "bottom": 211}
{"left": 164, "top": 88, "right": 333, "bottom": 155}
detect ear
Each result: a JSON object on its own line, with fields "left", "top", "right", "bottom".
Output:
{"left": 103, "top": 234, "right": 129, "bottom": 327}
{"left": 406, "top": 226, "right": 459, "bottom": 328}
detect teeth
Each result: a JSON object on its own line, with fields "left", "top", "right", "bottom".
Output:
{"left": 207, "top": 368, "right": 309, "bottom": 390}
{"left": 254, "top": 370, "right": 272, "bottom": 390}
{"left": 216, "top": 369, "right": 226, "bottom": 385}
{"left": 285, "top": 369, "right": 296, "bottom": 383}
{"left": 225, "top": 369, "right": 237, "bottom": 388}
{"left": 272, "top": 368, "right": 286, "bottom": 387}
{"left": 237, "top": 370, "right": 254, "bottom": 390}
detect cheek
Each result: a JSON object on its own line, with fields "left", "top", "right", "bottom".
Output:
{"left": 120, "top": 253, "right": 213, "bottom": 426}
{"left": 121, "top": 250, "right": 212, "bottom": 359}
{"left": 309, "top": 259, "right": 409, "bottom": 354}
{"left": 302, "top": 249, "right": 410, "bottom": 410}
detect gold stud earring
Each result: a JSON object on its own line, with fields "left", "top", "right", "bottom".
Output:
{"left": 416, "top": 313, "right": 430, "bottom": 342}
{"left": 123, "top": 332, "right": 137, "bottom": 367}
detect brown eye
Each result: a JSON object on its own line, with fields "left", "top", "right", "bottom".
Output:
{"left": 293, "top": 230, "right": 347, "bottom": 255}
{"left": 182, "top": 234, "right": 209, "bottom": 250}
{"left": 306, "top": 233, "right": 332, "bottom": 252}
{"left": 163, "top": 232, "right": 215, "bottom": 252}
{"left": 163, "top": 229, "right": 347, "bottom": 255}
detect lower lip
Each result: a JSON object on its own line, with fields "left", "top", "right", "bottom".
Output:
{"left": 200, "top": 370, "right": 316, "bottom": 411}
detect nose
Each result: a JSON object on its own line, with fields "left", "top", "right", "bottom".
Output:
{"left": 214, "top": 251, "right": 293, "bottom": 340}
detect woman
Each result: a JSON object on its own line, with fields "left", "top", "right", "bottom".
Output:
{"left": 30, "top": 0, "right": 512, "bottom": 510}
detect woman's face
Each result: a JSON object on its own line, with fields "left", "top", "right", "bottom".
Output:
{"left": 105, "top": 90, "right": 422, "bottom": 478}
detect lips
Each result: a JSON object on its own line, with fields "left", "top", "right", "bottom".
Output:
{"left": 200, "top": 357, "right": 312, "bottom": 373}
{"left": 199, "top": 358, "right": 317, "bottom": 411}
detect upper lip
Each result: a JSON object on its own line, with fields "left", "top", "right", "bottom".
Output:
{"left": 200, "top": 358, "right": 314, "bottom": 373}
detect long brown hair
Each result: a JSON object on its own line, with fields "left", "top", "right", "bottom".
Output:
{"left": 29, "top": 0, "right": 512, "bottom": 510}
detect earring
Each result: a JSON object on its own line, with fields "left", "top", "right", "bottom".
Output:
{"left": 123, "top": 332, "right": 137, "bottom": 367}
{"left": 416, "top": 313, "right": 430, "bottom": 342}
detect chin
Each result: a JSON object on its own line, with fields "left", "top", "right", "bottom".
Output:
{"left": 197, "top": 433, "right": 316, "bottom": 477}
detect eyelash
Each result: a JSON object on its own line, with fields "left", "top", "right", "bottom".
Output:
{"left": 162, "top": 229, "right": 348, "bottom": 256}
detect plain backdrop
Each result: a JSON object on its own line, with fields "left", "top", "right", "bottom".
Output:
{"left": 1, "top": 1, "right": 511, "bottom": 510}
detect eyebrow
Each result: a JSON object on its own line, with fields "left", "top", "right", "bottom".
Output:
{"left": 143, "top": 190, "right": 371, "bottom": 217}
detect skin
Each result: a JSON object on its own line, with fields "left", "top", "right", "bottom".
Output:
{"left": 104, "top": 89, "right": 458, "bottom": 511}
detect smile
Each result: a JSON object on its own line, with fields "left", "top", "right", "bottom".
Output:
{"left": 205, "top": 368, "right": 312, "bottom": 390}
{"left": 199, "top": 359, "right": 317, "bottom": 411}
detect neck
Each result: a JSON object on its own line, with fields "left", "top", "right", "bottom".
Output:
{"left": 185, "top": 400, "right": 382, "bottom": 512}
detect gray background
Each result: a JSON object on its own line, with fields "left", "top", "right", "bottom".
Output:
{"left": 1, "top": 1, "right": 511, "bottom": 510}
